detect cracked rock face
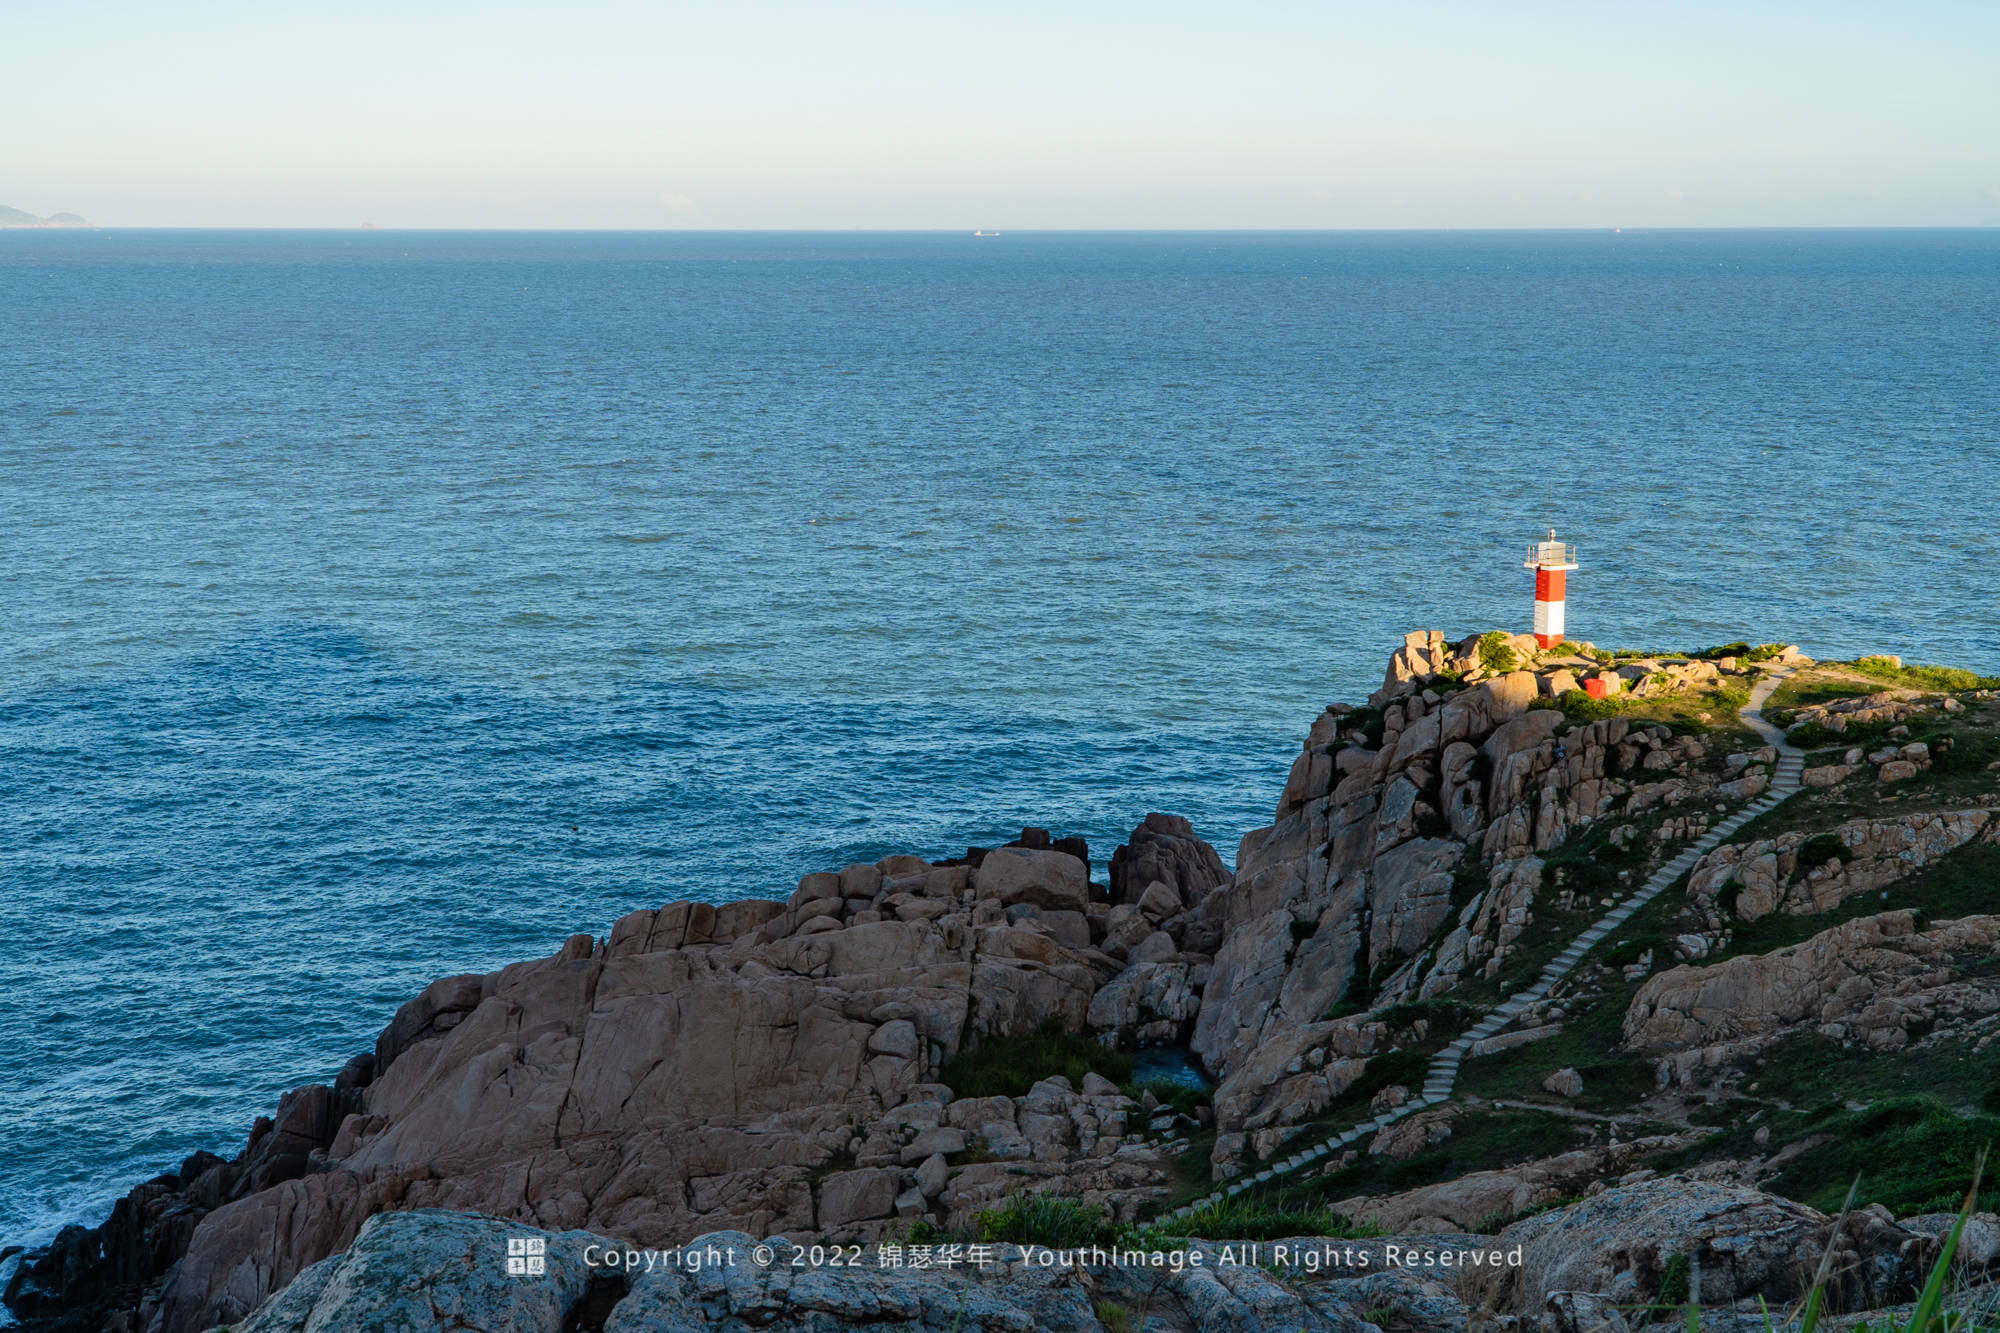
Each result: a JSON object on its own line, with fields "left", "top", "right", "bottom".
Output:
{"left": 102, "top": 843, "right": 1189, "bottom": 1333}
{"left": 1684, "top": 809, "right": 1994, "bottom": 926}
{"left": 1479, "top": 1176, "right": 1921, "bottom": 1313}
{"left": 1623, "top": 910, "right": 2000, "bottom": 1066}
{"left": 1188, "top": 645, "right": 1731, "bottom": 1169}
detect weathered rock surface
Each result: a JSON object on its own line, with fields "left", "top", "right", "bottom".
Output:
{"left": 33, "top": 828, "right": 1212, "bottom": 1333}
{"left": 1166, "top": 631, "right": 1779, "bottom": 1174}
{"left": 222, "top": 1208, "right": 1487, "bottom": 1333}
{"left": 1624, "top": 911, "right": 2000, "bottom": 1068}
{"left": 231, "top": 1209, "right": 604, "bottom": 1333}
{"left": 1478, "top": 1177, "right": 1921, "bottom": 1312}
{"left": 1337, "top": 1136, "right": 1701, "bottom": 1234}
{"left": 1684, "top": 810, "right": 1994, "bottom": 926}
{"left": 976, "top": 846, "right": 1093, "bottom": 911}
{"left": 1108, "top": 812, "right": 1229, "bottom": 908}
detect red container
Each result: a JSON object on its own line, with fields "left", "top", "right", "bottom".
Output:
{"left": 1583, "top": 678, "right": 1608, "bottom": 700}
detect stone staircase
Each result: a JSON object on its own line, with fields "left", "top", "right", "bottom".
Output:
{"left": 1157, "top": 669, "right": 1803, "bottom": 1224}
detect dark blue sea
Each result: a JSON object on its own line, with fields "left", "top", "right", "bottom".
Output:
{"left": 3, "top": 229, "right": 1997, "bottom": 1256}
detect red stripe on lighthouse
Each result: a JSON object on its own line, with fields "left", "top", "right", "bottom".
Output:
{"left": 1535, "top": 568, "right": 1565, "bottom": 602}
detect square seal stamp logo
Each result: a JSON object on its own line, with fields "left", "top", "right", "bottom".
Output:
{"left": 506, "top": 1236, "right": 547, "bottom": 1276}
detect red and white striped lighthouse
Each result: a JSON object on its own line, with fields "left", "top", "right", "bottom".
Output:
{"left": 1523, "top": 529, "right": 1579, "bottom": 648}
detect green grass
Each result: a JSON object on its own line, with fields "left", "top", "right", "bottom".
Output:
{"left": 1752, "top": 1032, "right": 1994, "bottom": 1117}
{"left": 1786, "top": 717, "right": 1897, "bottom": 750}
{"left": 940, "top": 1025, "right": 1134, "bottom": 1099}
{"left": 1611, "top": 689, "right": 1762, "bottom": 748}
{"left": 1230, "top": 1047, "right": 1433, "bottom": 1171}
{"left": 1765, "top": 1097, "right": 2000, "bottom": 1216}
{"left": 1158, "top": 1128, "right": 1220, "bottom": 1207}
{"left": 1849, "top": 656, "right": 2000, "bottom": 693}
{"left": 1766, "top": 672, "right": 1880, "bottom": 715}
{"left": 1095, "top": 1302, "right": 1134, "bottom": 1333}
{"left": 1658, "top": 1251, "right": 1692, "bottom": 1305}
{"left": 1218, "top": 1106, "right": 1594, "bottom": 1220}
{"left": 1310, "top": 1048, "right": 1430, "bottom": 1123}
{"left": 975, "top": 1193, "right": 1121, "bottom": 1246}
{"left": 1154, "top": 1197, "right": 1377, "bottom": 1242}
{"left": 1732, "top": 714, "right": 2000, "bottom": 847}
{"left": 1453, "top": 968, "right": 1659, "bottom": 1114}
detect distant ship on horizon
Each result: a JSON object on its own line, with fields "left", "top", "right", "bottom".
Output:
{"left": 973, "top": 230, "right": 1000, "bottom": 237}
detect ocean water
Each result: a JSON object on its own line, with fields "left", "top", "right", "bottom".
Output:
{"left": 2, "top": 229, "right": 1997, "bottom": 1254}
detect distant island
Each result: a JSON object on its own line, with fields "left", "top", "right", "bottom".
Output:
{"left": 0, "top": 205, "right": 92, "bottom": 228}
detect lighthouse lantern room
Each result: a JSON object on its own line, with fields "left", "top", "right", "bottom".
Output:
{"left": 1523, "top": 529, "right": 1579, "bottom": 648}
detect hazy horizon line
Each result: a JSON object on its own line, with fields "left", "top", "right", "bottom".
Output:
{"left": 10, "top": 223, "right": 2000, "bottom": 234}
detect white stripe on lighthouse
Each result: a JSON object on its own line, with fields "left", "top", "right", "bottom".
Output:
{"left": 1534, "top": 597, "right": 1563, "bottom": 641}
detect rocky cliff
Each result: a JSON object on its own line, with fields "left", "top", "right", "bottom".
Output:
{"left": 11, "top": 632, "right": 2000, "bottom": 1333}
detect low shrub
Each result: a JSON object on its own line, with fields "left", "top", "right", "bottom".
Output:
{"left": 1125, "top": 1078, "right": 1210, "bottom": 1118}
{"left": 1933, "top": 731, "right": 1997, "bottom": 774}
{"left": 1788, "top": 718, "right": 1892, "bottom": 750}
{"left": 1162, "top": 1197, "right": 1373, "bottom": 1242}
{"left": 940, "top": 1025, "right": 1133, "bottom": 1100}
{"left": 1377, "top": 999, "right": 1480, "bottom": 1036}
{"left": 1545, "top": 845, "right": 1619, "bottom": 897}
{"left": 1477, "top": 630, "right": 1519, "bottom": 674}
{"left": 1797, "top": 833, "right": 1845, "bottom": 869}
{"left": 1450, "top": 852, "right": 1487, "bottom": 909}
{"left": 1324, "top": 1048, "right": 1429, "bottom": 1112}
{"left": 976, "top": 1194, "right": 1119, "bottom": 1247}
{"left": 1603, "top": 934, "right": 1664, "bottom": 968}
{"left": 1343, "top": 705, "right": 1386, "bottom": 749}
{"left": 1555, "top": 688, "right": 1622, "bottom": 722}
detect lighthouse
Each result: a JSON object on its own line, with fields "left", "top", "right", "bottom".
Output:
{"left": 1523, "top": 529, "right": 1579, "bottom": 648}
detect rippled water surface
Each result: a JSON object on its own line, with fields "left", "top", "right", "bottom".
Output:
{"left": 2, "top": 229, "right": 1997, "bottom": 1249}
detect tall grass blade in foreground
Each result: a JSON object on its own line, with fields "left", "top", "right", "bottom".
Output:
{"left": 1750, "top": 1152, "right": 1986, "bottom": 1333}
{"left": 1905, "top": 1146, "right": 1987, "bottom": 1333}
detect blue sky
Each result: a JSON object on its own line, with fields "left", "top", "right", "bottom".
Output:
{"left": 6, "top": 0, "right": 1998, "bottom": 228}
